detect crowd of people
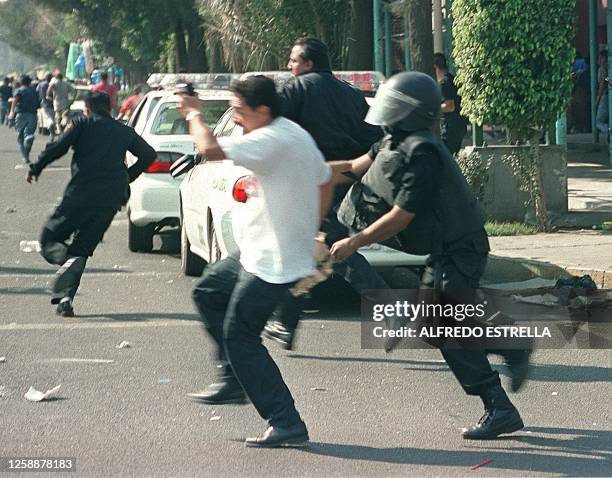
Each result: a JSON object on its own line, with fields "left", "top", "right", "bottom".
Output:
{"left": 16, "top": 37, "right": 532, "bottom": 448}
{"left": 0, "top": 70, "right": 145, "bottom": 163}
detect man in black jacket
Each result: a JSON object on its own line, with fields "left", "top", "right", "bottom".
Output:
{"left": 27, "top": 92, "right": 157, "bottom": 316}
{"left": 263, "top": 37, "right": 387, "bottom": 349}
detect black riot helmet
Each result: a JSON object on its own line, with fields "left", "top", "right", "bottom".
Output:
{"left": 366, "top": 71, "right": 441, "bottom": 133}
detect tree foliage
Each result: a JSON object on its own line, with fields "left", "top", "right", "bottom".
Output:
{"left": 452, "top": 0, "right": 574, "bottom": 138}
{"left": 198, "top": 0, "right": 352, "bottom": 72}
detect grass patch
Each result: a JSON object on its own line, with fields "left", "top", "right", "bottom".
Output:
{"left": 485, "top": 221, "right": 539, "bottom": 236}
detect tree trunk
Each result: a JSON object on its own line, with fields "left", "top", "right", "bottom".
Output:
{"left": 174, "top": 18, "right": 188, "bottom": 73}
{"left": 186, "top": 20, "right": 208, "bottom": 72}
{"left": 405, "top": 0, "right": 434, "bottom": 78}
{"left": 208, "top": 39, "right": 228, "bottom": 73}
{"left": 348, "top": 0, "right": 374, "bottom": 70}
{"left": 529, "top": 130, "right": 549, "bottom": 231}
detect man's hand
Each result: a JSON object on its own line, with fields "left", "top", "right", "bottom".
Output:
{"left": 177, "top": 94, "right": 202, "bottom": 118}
{"left": 26, "top": 171, "right": 38, "bottom": 184}
{"left": 7, "top": 112, "right": 14, "bottom": 121}
{"left": 330, "top": 236, "right": 361, "bottom": 261}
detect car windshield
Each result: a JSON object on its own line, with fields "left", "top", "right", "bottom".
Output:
{"left": 150, "top": 99, "right": 229, "bottom": 135}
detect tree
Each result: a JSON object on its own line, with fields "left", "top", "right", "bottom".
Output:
{"left": 405, "top": 0, "right": 434, "bottom": 77}
{"left": 453, "top": 0, "right": 574, "bottom": 230}
{"left": 348, "top": 0, "right": 374, "bottom": 70}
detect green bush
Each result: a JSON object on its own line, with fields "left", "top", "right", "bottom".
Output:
{"left": 452, "top": 0, "right": 574, "bottom": 138}
{"left": 452, "top": 0, "right": 574, "bottom": 231}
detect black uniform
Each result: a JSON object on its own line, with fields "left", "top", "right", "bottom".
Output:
{"left": 339, "top": 130, "right": 508, "bottom": 396}
{"left": 30, "top": 112, "right": 156, "bottom": 303}
{"left": 439, "top": 72, "right": 467, "bottom": 156}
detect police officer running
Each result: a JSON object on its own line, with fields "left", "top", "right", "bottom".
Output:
{"left": 26, "top": 92, "right": 157, "bottom": 316}
{"left": 263, "top": 37, "right": 387, "bottom": 350}
{"left": 329, "top": 72, "right": 531, "bottom": 440}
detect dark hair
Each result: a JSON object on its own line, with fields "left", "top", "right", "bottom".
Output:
{"left": 3, "top": 77, "right": 9, "bottom": 85}
{"left": 45, "top": 73, "right": 53, "bottom": 82}
{"left": 433, "top": 52, "right": 448, "bottom": 70}
{"left": 293, "top": 37, "right": 331, "bottom": 71}
{"left": 133, "top": 84, "right": 142, "bottom": 94}
{"left": 600, "top": 50, "right": 608, "bottom": 58}
{"left": 20, "top": 74, "right": 32, "bottom": 86}
{"left": 100, "top": 72, "right": 108, "bottom": 82}
{"left": 55, "top": 72, "right": 63, "bottom": 80}
{"left": 230, "top": 75, "right": 280, "bottom": 118}
{"left": 85, "top": 91, "right": 111, "bottom": 114}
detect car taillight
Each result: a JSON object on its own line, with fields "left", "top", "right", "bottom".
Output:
{"left": 232, "top": 176, "right": 249, "bottom": 203}
{"left": 146, "top": 161, "right": 172, "bottom": 173}
{"left": 146, "top": 151, "right": 183, "bottom": 174}
{"left": 232, "top": 175, "right": 258, "bottom": 203}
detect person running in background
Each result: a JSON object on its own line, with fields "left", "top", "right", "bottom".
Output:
{"left": 47, "top": 72, "right": 75, "bottom": 136}
{"left": 0, "top": 76, "right": 13, "bottom": 126}
{"left": 8, "top": 74, "right": 38, "bottom": 163}
{"left": 116, "top": 85, "right": 143, "bottom": 121}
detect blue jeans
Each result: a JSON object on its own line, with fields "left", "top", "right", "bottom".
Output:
{"left": 192, "top": 257, "right": 304, "bottom": 428}
{"left": 0, "top": 101, "right": 9, "bottom": 125}
{"left": 15, "top": 112, "right": 37, "bottom": 162}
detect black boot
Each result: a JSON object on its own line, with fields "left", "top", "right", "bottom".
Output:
{"left": 462, "top": 384, "right": 524, "bottom": 439}
{"left": 187, "top": 380, "right": 248, "bottom": 404}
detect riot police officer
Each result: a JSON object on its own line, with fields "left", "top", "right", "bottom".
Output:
{"left": 329, "top": 72, "right": 531, "bottom": 439}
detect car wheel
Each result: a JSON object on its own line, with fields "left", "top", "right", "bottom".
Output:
{"left": 181, "top": 220, "right": 205, "bottom": 276}
{"left": 128, "top": 214, "right": 154, "bottom": 252}
{"left": 209, "top": 221, "right": 222, "bottom": 264}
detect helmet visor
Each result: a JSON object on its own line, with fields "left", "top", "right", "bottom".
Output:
{"left": 365, "top": 83, "right": 424, "bottom": 126}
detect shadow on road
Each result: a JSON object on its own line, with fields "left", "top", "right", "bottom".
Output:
{"left": 76, "top": 312, "right": 200, "bottom": 322}
{"left": 303, "top": 430, "right": 612, "bottom": 475}
{"left": 0, "top": 287, "right": 49, "bottom": 296}
{"left": 288, "top": 354, "right": 612, "bottom": 383}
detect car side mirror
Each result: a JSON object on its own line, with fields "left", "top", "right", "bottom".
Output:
{"left": 170, "top": 153, "right": 196, "bottom": 178}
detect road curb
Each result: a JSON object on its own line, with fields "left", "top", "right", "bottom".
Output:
{"left": 485, "top": 255, "right": 612, "bottom": 288}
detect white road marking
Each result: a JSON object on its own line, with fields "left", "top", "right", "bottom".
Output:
{"left": 0, "top": 320, "right": 198, "bottom": 332}
{"left": 41, "top": 358, "right": 115, "bottom": 364}
{"left": 0, "top": 271, "right": 180, "bottom": 279}
{"left": 14, "top": 164, "right": 70, "bottom": 171}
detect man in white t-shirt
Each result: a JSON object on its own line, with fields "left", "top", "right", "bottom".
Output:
{"left": 178, "top": 76, "right": 332, "bottom": 448}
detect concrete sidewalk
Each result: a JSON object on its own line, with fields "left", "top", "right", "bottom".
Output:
{"left": 487, "top": 230, "right": 612, "bottom": 288}
{"left": 485, "top": 146, "right": 612, "bottom": 287}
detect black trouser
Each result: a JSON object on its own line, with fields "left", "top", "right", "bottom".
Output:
{"left": 192, "top": 257, "right": 304, "bottom": 428}
{"left": 40, "top": 198, "right": 117, "bottom": 299}
{"left": 441, "top": 120, "right": 468, "bottom": 156}
{"left": 422, "top": 242, "right": 502, "bottom": 396}
{"left": 274, "top": 195, "right": 388, "bottom": 330}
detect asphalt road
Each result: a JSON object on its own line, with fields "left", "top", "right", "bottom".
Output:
{"left": 0, "top": 125, "right": 611, "bottom": 477}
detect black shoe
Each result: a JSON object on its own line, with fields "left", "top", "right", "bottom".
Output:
{"left": 56, "top": 300, "right": 74, "bottom": 317}
{"left": 462, "top": 386, "right": 524, "bottom": 440}
{"left": 503, "top": 343, "right": 534, "bottom": 393}
{"left": 245, "top": 423, "right": 309, "bottom": 448}
{"left": 263, "top": 321, "right": 296, "bottom": 350}
{"left": 187, "top": 381, "right": 248, "bottom": 404}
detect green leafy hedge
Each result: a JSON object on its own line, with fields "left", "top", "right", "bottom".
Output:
{"left": 452, "top": 0, "right": 575, "bottom": 139}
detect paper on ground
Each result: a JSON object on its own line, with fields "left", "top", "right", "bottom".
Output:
{"left": 24, "top": 385, "right": 61, "bottom": 402}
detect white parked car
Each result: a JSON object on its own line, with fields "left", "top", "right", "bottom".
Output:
{"left": 178, "top": 106, "right": 427, "bottom": 278}
{"left": 125, "top": 88, "right": 232, "bottom": 252}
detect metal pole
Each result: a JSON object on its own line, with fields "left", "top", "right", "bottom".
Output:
{"left": 607, "top": 0, "right": 612, "bottom": 165}
{"left": 472, "top": 124, "right": 483, "bottom": 146}
{"left": 444, "top": 0, "right": 455, "bottom": 73}
{"left": 373, "top": 0, "right": 383, "bottom": 73}
{"left": 556, "top": 113, "right": 567, "bottom": 149}
{"left": 433, "top": 0, "right": 444, "bottom": 53}
{"left": 589, "top": 0, "right": 598, "bottom": 143}
{"left": 384, "top": 5, "right": 392, "bottom": 77}
{"left": 403, "top": 15, "right": 411, "bottom": 71}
